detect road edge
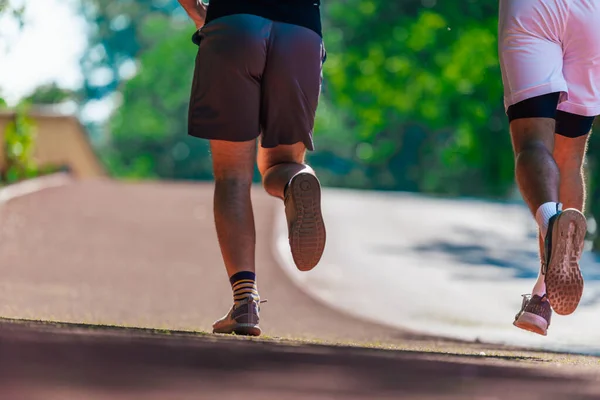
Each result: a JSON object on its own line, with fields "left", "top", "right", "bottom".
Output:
{"left": 270, "top": 203, "right": 433, "bottom": 339}
{"left": 0, "top": 172, "right": 73, "bottom": 204}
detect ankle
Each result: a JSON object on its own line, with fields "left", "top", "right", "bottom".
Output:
{"left": 535, "top": 202, "right": 561, "bottom": 237}
{"left": 230, "top": 271, "right": 259, "bottom": 303}
{"left": 532, "top": 271, "right": 547, "bottom": 297}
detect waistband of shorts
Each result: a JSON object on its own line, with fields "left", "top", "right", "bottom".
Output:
{"left": 205, "top": 3, "right": 322, "bottom": 37}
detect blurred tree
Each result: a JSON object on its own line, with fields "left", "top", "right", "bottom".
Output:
{"left": 587, "top": 120, "right": 600, "bottom": 251}
{"left": 0, "top": 101, "right": 39, "bottom": 184}
{"left": 323, "top": 2, "right": 512, "bottom": 196}
{"left": 78, "top": 0, "right": 214, "bottom": 179}
{"left": 24, "top": 83, "right": 76, "bottom": 105}
{"left": 100, "top": 15, "right": 213, "bottom": 180}
{"left": 0, "top": 1, "right": 38, "bottom": 185}
{"left": 79, "top": 0, "right": 182, "bottom": 100}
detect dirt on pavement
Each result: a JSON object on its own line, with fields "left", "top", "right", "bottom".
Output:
{"left": 1, "top": 319, "right": 600, "bottom": 400}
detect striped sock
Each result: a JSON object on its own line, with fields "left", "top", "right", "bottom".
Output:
{"left": 230, "top": 271, "right": 259, "bottom": 304}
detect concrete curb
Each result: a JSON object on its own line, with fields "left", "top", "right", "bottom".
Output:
{"left": 0, "top": 172, "right": 72, "bottom": 204}
{"left": 271, "top": 189, "right": 600, "bottom": 355}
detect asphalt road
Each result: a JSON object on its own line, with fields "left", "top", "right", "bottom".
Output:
{"left": 1, "top": 320, "right": 600, "bottom": 400}
{"left": 1, "top": 178, "right": 599, "bottom": 399}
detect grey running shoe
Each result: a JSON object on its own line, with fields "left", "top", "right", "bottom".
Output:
{"left": 284, "top": 172, "right": 326, "bottom": 271}
{"left": 543, "top": 208, "right": 586, "bottom": 316}
{"left": 513, "top": 294, "right": 552, "bottom": 336}
{"left": 212, "top": 297, "right": 266, "bottom": 336}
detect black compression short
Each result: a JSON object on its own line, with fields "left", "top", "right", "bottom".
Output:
{"left": 507, "top": 92, "right": 595, "bottom": 138}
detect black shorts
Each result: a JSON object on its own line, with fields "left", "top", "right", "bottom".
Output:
{"left": 188, "top": 14, "right": 326, "bottom": 150}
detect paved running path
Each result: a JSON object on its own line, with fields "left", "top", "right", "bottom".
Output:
{"left": 0, "top": 179, "right": 423, "bottom": 343}
{"left": 1, "top": 179, "right": 600, "bottom": 398}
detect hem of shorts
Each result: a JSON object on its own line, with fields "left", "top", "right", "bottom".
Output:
{"left": 504, "top": 81, "right": 568, "bottom": 112}
{"left": 188, "top": 132, "right": 315, "bottom": 151}
{"left": 188, "top": 131, "right": 260, "bottom": 143}
{"left": 260, "top": 140, "right": 315, "bottom": 151}
{"left": 205, "top": 12, "right": 322, "bottom": 38}
{"left": 557, "top": 102, "right": 600, "bottom": 118}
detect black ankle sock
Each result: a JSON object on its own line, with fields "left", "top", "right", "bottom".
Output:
{"left": 230, "top": 271, "right": 258, "bottom": 302}
{"left": 229, "top": 271, "right": 255, "bottom": 285}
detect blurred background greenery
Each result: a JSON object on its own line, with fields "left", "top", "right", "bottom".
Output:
{"left": 1, "top": 0, "right": 600, "bottom": 250}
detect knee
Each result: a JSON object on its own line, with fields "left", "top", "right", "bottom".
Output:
{"left": 513, "top": 140, "right": 558, "bottom": 174}
{"left": 510, "top": 117, "right": 555, "bottom": 155}
{"left": 214, "top": 175, "right": 253, "bottom": 193}
{"left": 556, "top": 161, "right": 584, "bottom": 177}
{"left": 213, "top": 178, "right": 253, "bottom": 211}
{"left": 515, "top": 140, "right": 551, "bottom": 157}
{"left": 554, "top": 146, "right": 585, "bottom": 172}
{"left": 554, "top": 153, "right": 584, "bottom": 172}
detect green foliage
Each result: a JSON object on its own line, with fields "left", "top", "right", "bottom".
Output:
{"left": 24, "top": 83, "right": 76, "bottom": 105}
{"left": 322, "top": 5, "right": 512, "bottom": 196}
{"left": 99, "top": 15, "right": 213, "bottom": 180}
{"left": 587, "top": 120, "right": 600, "bottom": 251}
{"left": 79, "top": 0, "right": 181, "bottom": 100}
{"left": 1, "top": 102, "right": 39, "bottom": 184}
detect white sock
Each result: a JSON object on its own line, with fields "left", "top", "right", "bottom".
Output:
{"left": 535, "top": 202, "right": 561, "bottom": 238}
{"left": 531, "top": 202, "right": 561, "bottom": 297}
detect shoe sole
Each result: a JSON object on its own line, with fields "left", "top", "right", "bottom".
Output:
{"left": 288, "top": 173, "right": 326, "bottom": 271}
{"left": 513, "top": 311, "right": 548, "bottom": 336}
{"left": 545, "top": 209, "right": 586, "bottom": 316}
{"left": 213, "top": 323, "right": 262, "bottom": 337}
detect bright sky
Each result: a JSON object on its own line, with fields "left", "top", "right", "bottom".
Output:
{"left": 0, "top": 0, "right": 87, "bottom": 106}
